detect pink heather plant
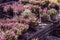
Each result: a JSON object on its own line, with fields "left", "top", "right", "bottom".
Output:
{"left": 11, "top": 2, "right": 24, "bottom": 14}
{"left": 0, "top": 1, "right": 41, "bottom": 40}
{"left": 0, "top": 17, "right": 30, "bottom": 40}
{"left": 17, "top": 4, "right": 24, "bottom": 12}
{"left": 5, "top": 30, "right": 15, "bottom": 37}
{"left": 0, "top": 31, "right": 5, "bottom": 40}
{"left": 11, "top": 3, "right": 18, "bottom": 13}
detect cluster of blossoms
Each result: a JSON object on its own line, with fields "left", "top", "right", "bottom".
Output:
{"left": 3, "top": 2, "right": 24, "bottom": 13}
{"left": 0, "top": 7, "right": 38, "bottom": 40}
{"left": 0, "top": 0, "right": 60, "bottom": 40}
{"left": 0, "top": 18, "right": 29, "bottom": 40}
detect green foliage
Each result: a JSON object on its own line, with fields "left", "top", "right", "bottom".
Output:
{"left": 40, "top": 13, "right": 48, "bottom": 17}
{"left": 47, "top": 8, "right": 57, "bottom": 15}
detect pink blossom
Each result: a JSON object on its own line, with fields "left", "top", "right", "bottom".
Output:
{"left": 23, "top": 24, "right": 29, "bottom": 29}
{"left": 24, "top": 18, "right": 30, "bottom": 23}
{"left": 0, "top": 32, "right": 5, "bottom": 40}
{"left": 11, "top": 27, "right": 20, "bottom": 32}
{"left": 23, "top": 4, "right": 33, "bottom": 10}
{"left": 17, "top": 4, "right": 24, "bottom": 12}
{"left": 3, "top": 23, "right": 13, "bottom": 27}
{"left": 3, "top": 5, "right": 11, "bottom": 12}
{"left": 0, "top": 23, "right": 3, "bottom": 26}
{"left": 6, "top": 30, "right": 15, "bottom": 37}
{"left": 11, "top": 2, "right": 18, "bottom": 13}
{"left": 11, "top": 2, "right": 24, "bottom": 13}
{"left": 32, "top": 5, "right": 39, "bottom": 9}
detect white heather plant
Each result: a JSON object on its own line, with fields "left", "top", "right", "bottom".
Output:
{"left": 47, "top": 8, "right": 57, "bottom": 15}
{"left": 21, "top": 9, "right": 32, "bottom": 16}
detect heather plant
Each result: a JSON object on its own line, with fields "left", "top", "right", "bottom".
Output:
{"left": 21, "top": 9, "right": 32, "bottom": 16}
{"left": 47, "top": 8, "right": 57, "bottom": 15}
{"left": 0, "top": 0, "right": 59, "bottom": 40}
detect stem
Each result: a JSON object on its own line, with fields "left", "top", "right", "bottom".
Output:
{"left": 48, "top": 15, "right": 52, "bottom": 21}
